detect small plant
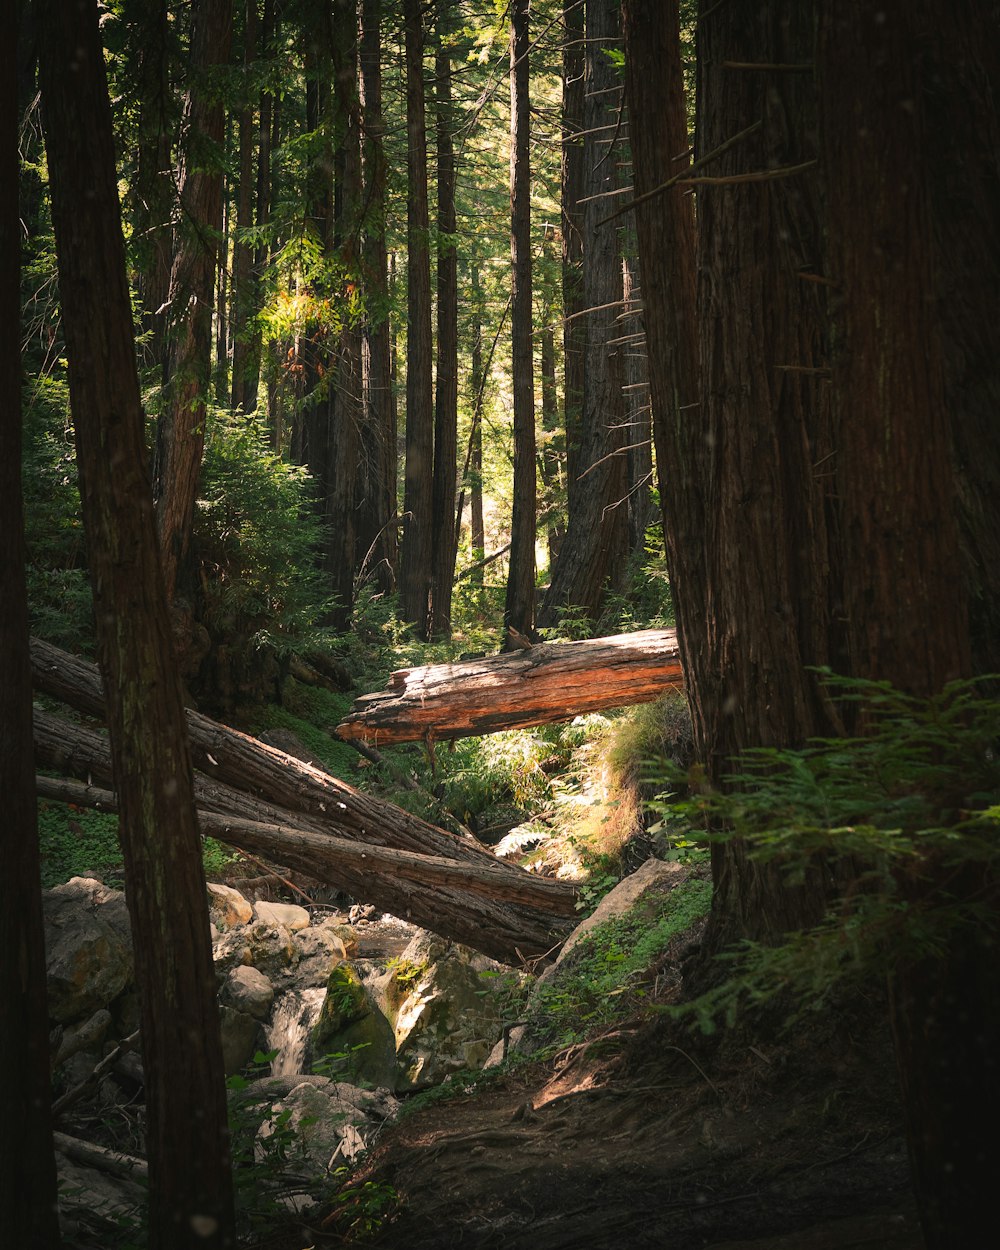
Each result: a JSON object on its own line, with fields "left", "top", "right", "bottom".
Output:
{"left": 526, "top": 877, "right": 714, "bottom": 1050}
{"left": 656, "top": 673, "right": 1000, "bottom": 1033}
{"left": 325, "top": 1171, "right": 400, "bottom": 1240}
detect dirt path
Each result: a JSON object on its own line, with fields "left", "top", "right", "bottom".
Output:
{"left": 340, "top": 1005, "right": 924, "bottom": 1249}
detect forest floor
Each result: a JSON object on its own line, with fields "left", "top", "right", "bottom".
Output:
{"left": 306, "top": 939, "right": 924, "bottom": 1250}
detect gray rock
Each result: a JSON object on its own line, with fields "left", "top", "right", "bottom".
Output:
{"left": 371, "top": 932, "right": 506, "bottom": 1091}
{"left": 221, "top": 965, "right": 275, "bottom": 1020}
{"left": 254, "top": 900, "right": 311, "bottom": 931}
{"left": 207, "top": 882, "right": 253, "bottom": 931}
{"left": 43, "top": 878, "right": 133, "bottom": 1024}
{"left": 255, "top": 1078, "right": 398, "bottom": 1177}
{"left": 219, "top": 1005, "right": 262, "bottom": 1077}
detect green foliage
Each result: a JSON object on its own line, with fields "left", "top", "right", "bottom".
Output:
{"left": 253, "top": 681, "right": 358, "bottom": 778}
{"left": 525, "top": 878, "right": 713, "bottom": 1050}
{"left": 196, "top": 409, "right": 333, "bottom": 656}
{"left": 325, "top": 1172, "right": 400, "bottom": 1241}
{"left": 657, "top": 674, "right": 1000, "bottom": 1033}
{"left": 37, "top": 800, "right": 124, "bottom": 889}
{"left": 22, "top": 376, "right": 94, "bottom": 652}
{"left": 439, "top": 729, "right": 561, "bottom": 826}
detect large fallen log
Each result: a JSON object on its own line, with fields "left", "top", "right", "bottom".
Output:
{"left": 334, "top": 628, "right": 684, "bottom": 745}
{"left": 33, "top": 709, "right": 576, "bottom": 964}
{"left": 30, "top": 636, "right": 520, "bottom": 872}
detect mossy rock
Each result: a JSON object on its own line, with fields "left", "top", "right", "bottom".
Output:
{"left": 310, "top": 964, "right": 398, "bottom": 1089}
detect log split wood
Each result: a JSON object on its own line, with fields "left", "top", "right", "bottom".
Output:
{"left": 334, "top": 628, "right": 685, "bottom": 746}
{"left": 30, "top": 639, "right": 578, "bottom": 963}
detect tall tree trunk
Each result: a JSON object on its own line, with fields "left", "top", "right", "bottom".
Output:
{"left": 321, "top": 0, "right": 363, "bottom": 631}
{"left": 622, "top": 254, "right": 653, "bottom": 555}
{"left": 399, "top": 0, "right": 435, "bottom": 637}
{"left": 539, "top": 318, "right": 563, "bottom": 565}
{"left": 627, "top": 0, "right": 840, "bottom": 948}
{"left": 0, "top": 22, "right": 63, "bottom": 1243}
{"left": 129, "top": 0, "right": 175, "bottom": 372}
{"left": 357, "top": 0, "right": 397, "bottom": 595}
{"left": 561, "top": 0, "right": 585, "bottom": 489}
{"left": 504, "top": 0, "right": 536, "bottom": 643}
{"left": 540, "top": 0, "right": 627, "bottom": 629}
{"left": 819, "top": 7, "right": 990, "bottom": 1245}
{"left": 230, "top": 0, "right": 260, "bottom": 413}
{"left": 468, "top": 264, "right": 486, "bottom": 584}
{"left": 38, "top": 2, "right": 236, "bottom": 1245}
{"left": 431, "top": 8, "right": 458, "bottom": 639}
{"left": 154, "top": 0, "right": 234, "bottom": 608}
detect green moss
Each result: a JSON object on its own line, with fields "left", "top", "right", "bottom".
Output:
{"left": 528, "top": 876, "right": 713, "bottom": 1048}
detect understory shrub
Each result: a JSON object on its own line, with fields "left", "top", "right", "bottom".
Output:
{"left": 652, "top": 673, "right": 1000, "bottom": 1032}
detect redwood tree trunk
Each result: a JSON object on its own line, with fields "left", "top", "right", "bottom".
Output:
{"left": 39, "top": 2, "right": 236, "bottom": 1244}
{"left": 504, "top": 0, "right": 537, "bottom": 643}
{"left": 399, "top": 0, "right": 435, "bottom": 637}
{"left": 819, "top": 6, "right": 990, "bottom": 1245}
{"left": 431, "top": 8, "right": 458, "bottom": 639}
{"left": 560, "top": 0, "right": 585, "bottom": 490}
{"left": 540, "top": 0, "right": 627, "bottom": 628}
{"left": 154, "top": 0, "right": 234, "bottom": 608}
{"left": 357, "top": 0, "right": 398, "bottom": 595}
{"left": 0, "top": 26, "right": 62, "bottom": 1243}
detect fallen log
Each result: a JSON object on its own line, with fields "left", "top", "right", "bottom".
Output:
{"left": 334, "top": 628, "right": 685, "bottom": 745}
{"left": 33, "top": 711, "right": 576, "bottom": 964}
{"left": 35, "top": 774, "right": 577, "bottom": 914}
{"left": 30, "top": 636, "right": 520, "bottom": 872}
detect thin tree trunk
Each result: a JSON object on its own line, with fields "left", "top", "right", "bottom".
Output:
{"left": 0, "top": 26, "right": 62, "bottom": 1243}
{"left": 357, "top": 0, "right": 397, "bottom": 594}
{"left": 321, "top": 0, "right": 363, "bottom": 631}
{"left": 561, "top": 0, "right": 586, "bottom": 489}
{"left": 468, "top": 265, "right": 486, "bottom": 583}
{"left": 399, "top": 0, "right": 435, "bottom": 637}
{"left": 504, "top": 0, "right": 537, "bottom": 644}
{"left": 431, "top": 7, "right": 458, "bottom": 639}
{"left": 539, "top": 318, "right": 563, "bottom": 564}
{"left": 622, "top": 255, "right": 653, "bottom": 555}
{"left": 130, "top": 0, "right": 175, "bottom": 372}
{"left": 154, "top": 0, "right": 234, "bottom": 609}
{"left": 231, "top": 0, "right": 260, "bottom": 413}
{"left": 38, "top": 2, "right": 236, "bottom": 1244}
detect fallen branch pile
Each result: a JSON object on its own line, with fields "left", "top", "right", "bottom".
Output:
{"left": 31, "top": 638, "right": 578, "bottom": 965}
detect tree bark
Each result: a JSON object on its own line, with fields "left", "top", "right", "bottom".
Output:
{"left": 399, "top": 0, "right": 435, "bottom": 637}
{"left": 230, "top": 0, "right": 260, "bottom": 413}
{"left": 154, "top": 0, "right": 234, "bottom": 608}
{"left": 540, "top": 0, "right": 628, "bottom": 628}
{"left": 335, "top": 629, "right": 684, "bottom": 745}
{"left": 818, "top": 6, "right": 990, "bottom": 1245}
{"left": 38, "top": 1, "right": 236, "bottom": 1244}
{"left": 561, "top": 0, "right": 586, "bottom": 490}
{"left": 357, "top": 0, "right": 398, "bottom": 596}
{"left": 431, "top": 6, "right": 459, "bottom": 639}
{"left": 0, "top": 21, "right": 63, "bottom": 1241}
{"left": 504, "top": 0, "right": 537, "bottom": 644}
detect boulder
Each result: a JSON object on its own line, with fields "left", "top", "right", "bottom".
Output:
{"left": 310, "top": 965, "right": 397, "bottom": 1089}
{"left": 219, "top": 1005, "right": 262, "bottom": 1077}
{"left": 254, "top": 1078, "right": 398, "bottom": 1178}
{"left": 372, "top": 932, "right": 506, "bottom": 1091}
{"left": 254, "top": 900, "right": 311, "bottom": 931}
{"left": 42, "top": 878, "right": 133, "bottom": 1024}
{"left": 206, "top": 882, "right": 253, "bottom": 931}
{"left": 221, "top": 965, "right": 275, "bottom": 1021}
{"left": 488, "top": 857, "right": 688, "bottom": 1064}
